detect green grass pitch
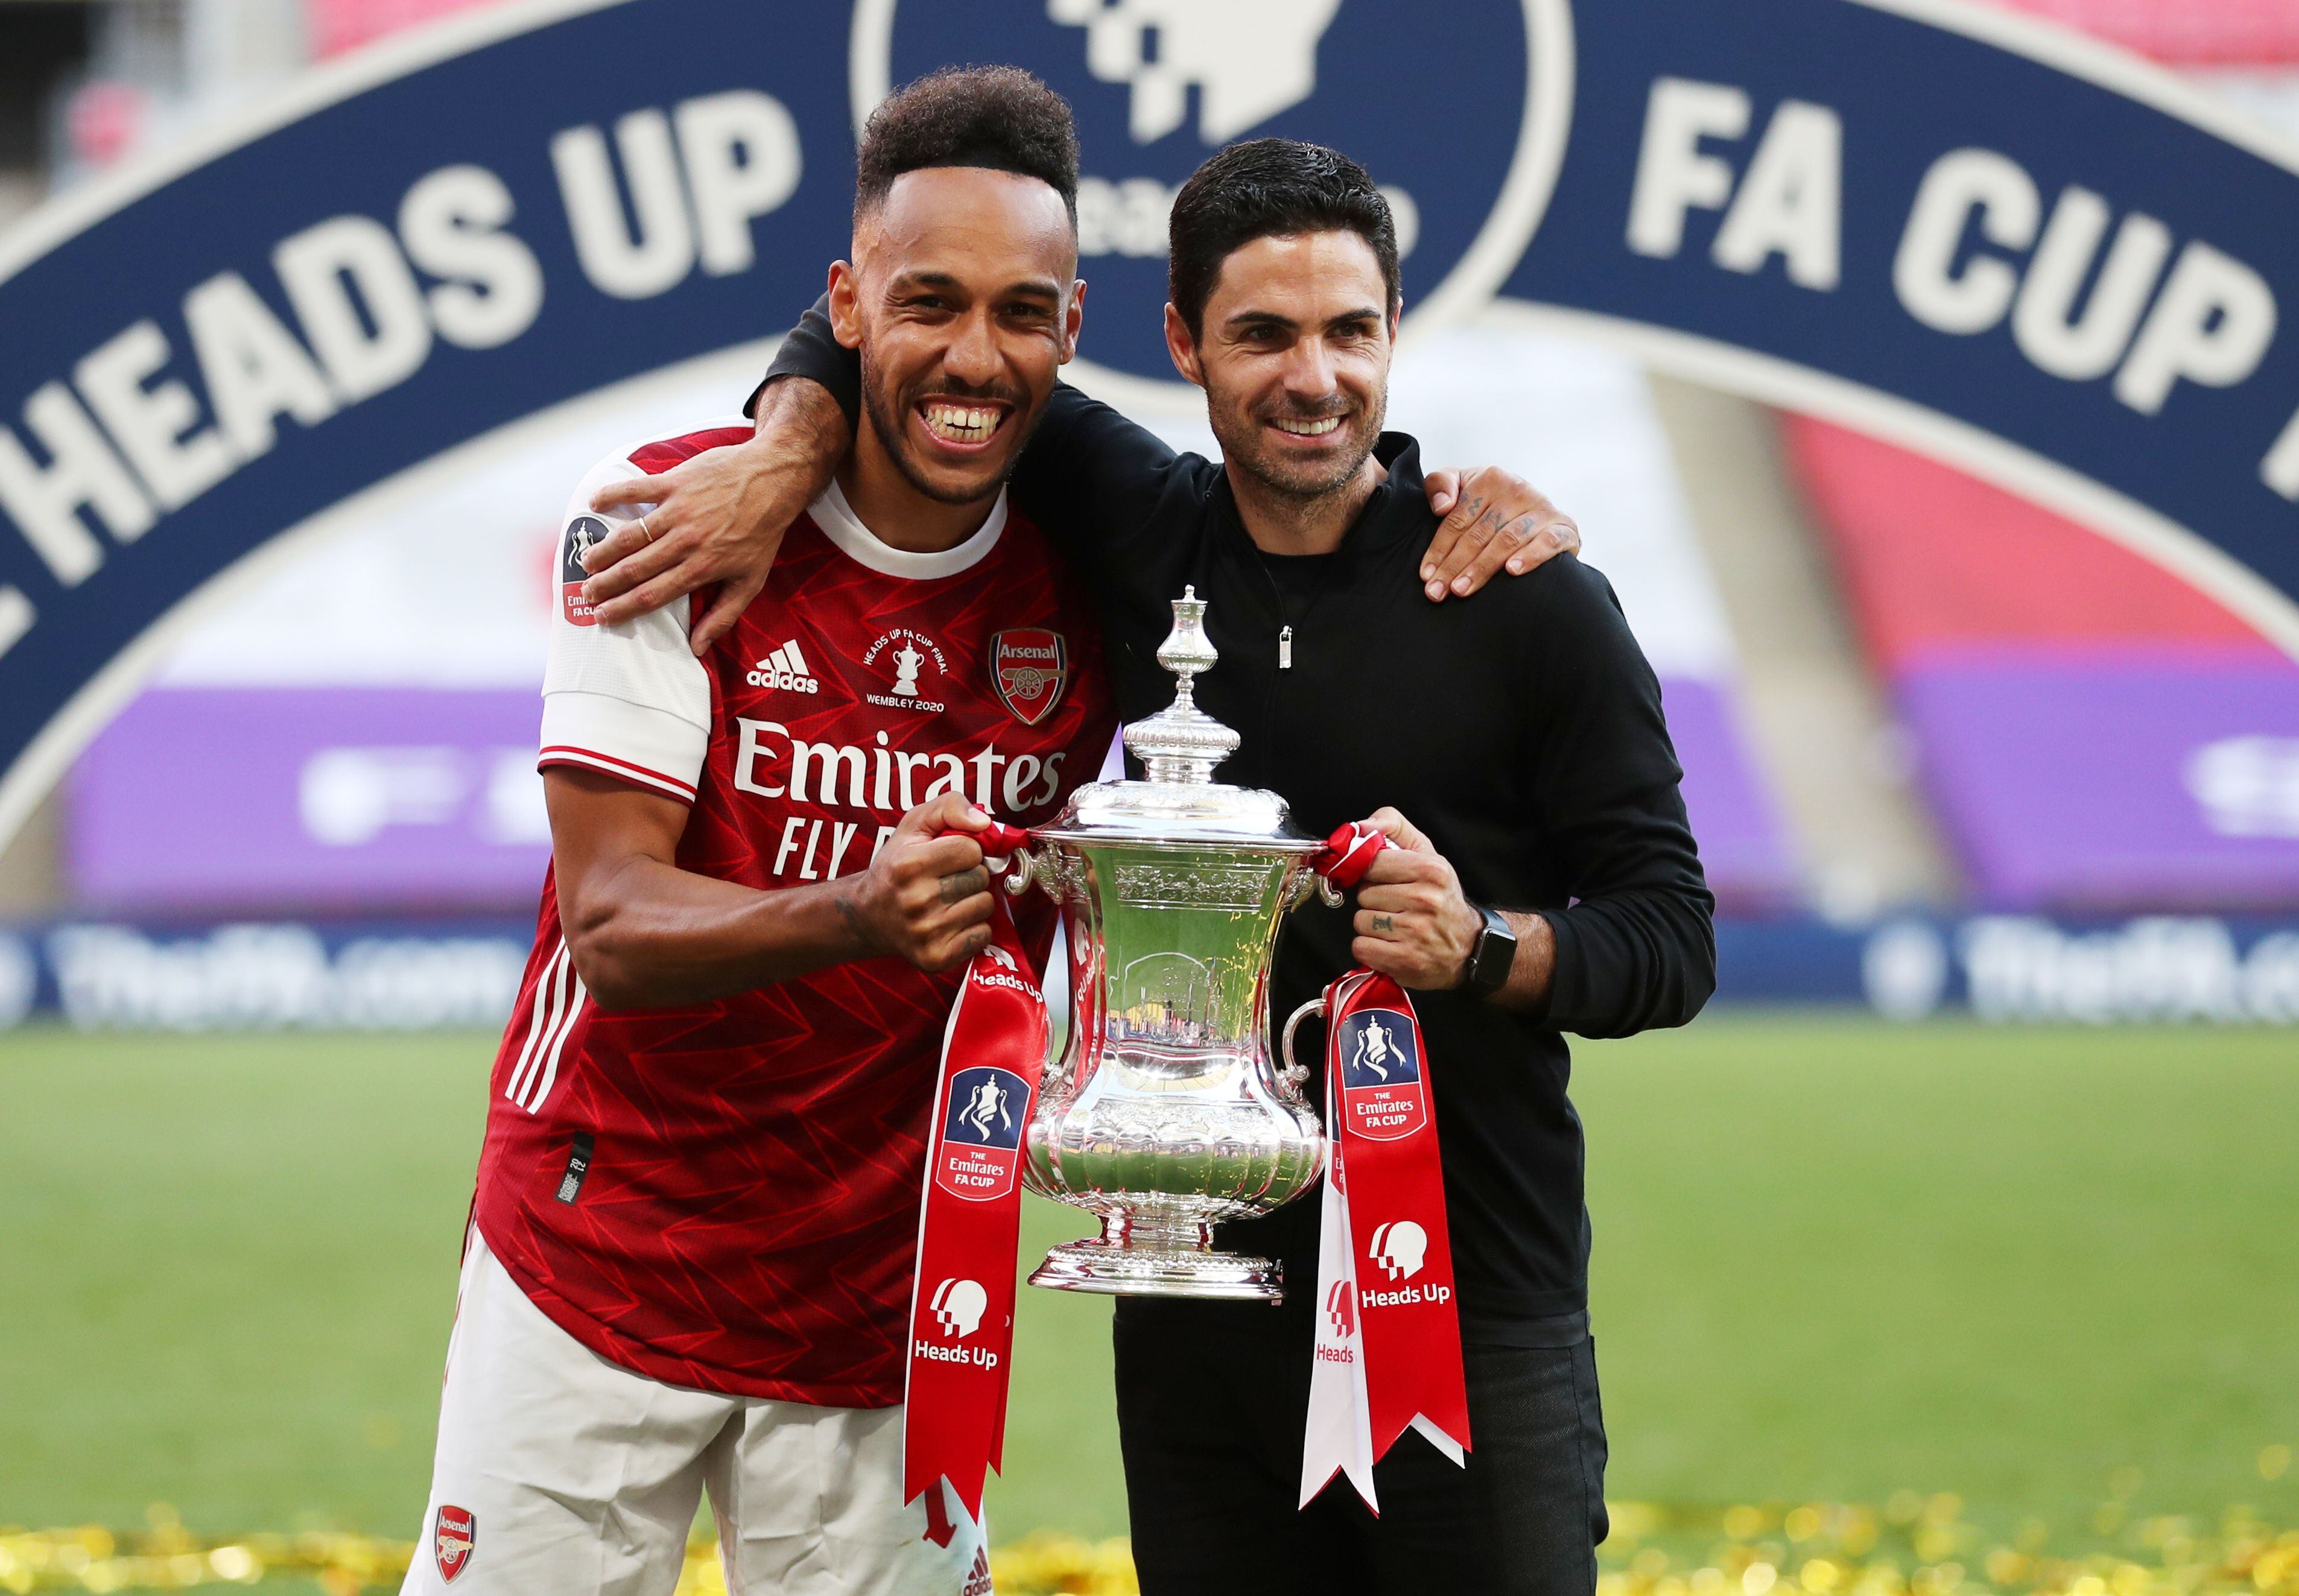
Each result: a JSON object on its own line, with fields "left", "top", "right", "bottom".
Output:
{"left": 1, "top": 1016, "right": 2295, "bottom": 1550}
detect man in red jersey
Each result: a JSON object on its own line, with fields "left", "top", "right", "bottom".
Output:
{"left": 399, "top": 71, "right": 1111, "bottom": 1596}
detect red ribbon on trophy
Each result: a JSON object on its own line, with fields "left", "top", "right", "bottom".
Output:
{"left": 901, "top": 819, "right": 1469, "bottom": 1532}
{"left": 1298, "top": 823, "right": 1472, "bottom": 1513}
{"left": 902, "top": 821, "right": 1044, "bottom": 1542}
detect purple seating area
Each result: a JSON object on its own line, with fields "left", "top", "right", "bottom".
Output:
{"left": 1898, "top": 653, "right": 2299, "bottom": 911}
{"left": 1788, "top": 417, "right": 2299, "bottom": 914}
{"left": 1660, "top": 679, "right": 1798, "bottom": 911}
{"left": 70, "top": 680, "right": 1805, "bottom": 916}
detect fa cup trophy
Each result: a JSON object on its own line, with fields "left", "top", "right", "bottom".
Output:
{"left": 1000, "top": 588, "right": 1336, "bottom": 1300}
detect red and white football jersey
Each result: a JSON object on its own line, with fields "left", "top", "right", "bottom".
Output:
{"left": 472, "top": 422, "right": 1113, "bottom": 1408}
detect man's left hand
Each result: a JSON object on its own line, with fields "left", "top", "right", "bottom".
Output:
{"left": 1351, "top": 806, "right": 1482, "bottom": 990}
{"left": 1418, "top": 466, "right": 1580, "bottom": 603}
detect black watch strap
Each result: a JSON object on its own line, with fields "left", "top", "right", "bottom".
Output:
{"left": 1463, "top": 905, "right": 1517, "bottom": 996}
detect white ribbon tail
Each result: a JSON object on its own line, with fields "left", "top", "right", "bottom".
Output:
{"left": 1298, "top": 1157, "right": 1379, "bottom": 1512}
{"left": 1407, "top": 1413, "right": 1468, "bottom": 1468}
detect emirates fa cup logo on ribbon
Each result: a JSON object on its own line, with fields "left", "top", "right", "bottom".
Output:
{"left": 936, "top": 1065, "right": 1027, "bottom": 1201}
{"left": 1337, "top": 1008, "right": 1429, "bottom": 1141}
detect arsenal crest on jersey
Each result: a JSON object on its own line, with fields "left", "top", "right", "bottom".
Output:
{"left": 434, "top": 1505, "right": 475, "bottom": 1583}
{"left": 989, "top": 629, "right": 1068, "bottom": 725}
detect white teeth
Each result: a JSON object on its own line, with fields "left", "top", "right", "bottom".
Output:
{"left": 921, "top": 402, "right": 1001, "bottom": 443}
{"left": 1272, "top": 416, "right": 1342, "bottom": 437}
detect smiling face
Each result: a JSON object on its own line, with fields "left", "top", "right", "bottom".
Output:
{"left": 1165, "top": 229, "right": 1395, "bottom": 503}
{"left": 831, "top": 166, "right": 1083, "bottom": 508}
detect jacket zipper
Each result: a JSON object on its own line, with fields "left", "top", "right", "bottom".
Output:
{"left": 1250, "top": 553, "right": 1308, "bottom": 768}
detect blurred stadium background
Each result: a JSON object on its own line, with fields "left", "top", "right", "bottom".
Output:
{"left": 1, "top": 0, "right": 2297, "bottom": 1589}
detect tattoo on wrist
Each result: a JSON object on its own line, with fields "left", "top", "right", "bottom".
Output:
{"left": 834, "top": 890, "right": 882, "bottom": 955}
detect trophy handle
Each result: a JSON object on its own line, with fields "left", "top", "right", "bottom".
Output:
{"left": 1001, "top": 843, "right": 1041, "bottom": 898}
{"left": 999, "top": 841, "right": 1068, "bottom": 901}
{"left": 1279, "top": 995, "right": 1326, "bottom": 1103}
{"left": 1287, "top": 866, "right": 1346, "bottom": 910}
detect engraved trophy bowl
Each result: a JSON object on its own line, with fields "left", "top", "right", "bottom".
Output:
{"left": 1001, "top": 588, "right": 1338, "bottom": 1301}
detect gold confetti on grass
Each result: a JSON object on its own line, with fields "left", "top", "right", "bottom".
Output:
{"left": 4, "top": 1484, "right": 2298, "bottom": 1594}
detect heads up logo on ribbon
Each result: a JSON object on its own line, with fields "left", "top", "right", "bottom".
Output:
{"left": 1369, "top": 1217, "right": 1428, "bottom": 1281}
{"left": 936, "top": 1063, "right": 1027, "bottom": 1200}
{"left": 931, "top": 1276, "right": 989, "bottom": 1339}
{"left": 851, "top": 0, "right": 1575, "bottom": 396}
{"left": 1336, "top": 1006, "right": 1427, "bottom": 1141}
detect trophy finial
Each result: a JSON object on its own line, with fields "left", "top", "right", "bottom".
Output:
{"left": 1125, "top": 588, "right": 1242, "bottom": 784}
{"left": 1156, "top": 585, "right": 1219, "bottom": 683}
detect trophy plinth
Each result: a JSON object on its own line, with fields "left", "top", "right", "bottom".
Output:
{"left": 1003, "top": 589, "right": 1335, "bottom": 1302}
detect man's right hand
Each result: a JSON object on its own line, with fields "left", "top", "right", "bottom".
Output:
{"left": 842, "top": 794, "right": 996, "bottom": 972}
{"left": 580, "top": 378, "right": 853, "bottom": 654}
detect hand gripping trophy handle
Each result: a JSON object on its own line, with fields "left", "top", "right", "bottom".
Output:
{"left": 957, "top": 820, "right": 1044, "bottom": 898}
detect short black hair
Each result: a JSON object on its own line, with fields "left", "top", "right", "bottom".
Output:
{"left": 854, "top": 66, "right": 1079, "bottom": 228}
{"left": 1168, "top": 139, "right": 1400, "bottom": 337}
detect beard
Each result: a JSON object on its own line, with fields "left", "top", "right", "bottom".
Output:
{"left": 1215, "top": 384, "right": 1387, "bottom": 504}
{"left": 860, "top": 346, "right": 1032, "bottom": 507}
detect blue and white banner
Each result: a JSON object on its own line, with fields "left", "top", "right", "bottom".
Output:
{"left": 1, "top": 911, "right": 2292, "bottom": 1030}
{"left": 5, "top": 0, "right": 2299, "bottom": 848}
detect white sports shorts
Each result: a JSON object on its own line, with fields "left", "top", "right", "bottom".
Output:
{"left": 398, "top": 1232, "right": 989, "bottom": 1596}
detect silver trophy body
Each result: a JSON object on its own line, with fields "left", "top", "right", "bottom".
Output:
{"left": 1003, "top": 590, "right": 1336, "bottom": 1301}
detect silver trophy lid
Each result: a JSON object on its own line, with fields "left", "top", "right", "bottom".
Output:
{"left": 1039, "top": 589, "right": 1319, "bottom": 847}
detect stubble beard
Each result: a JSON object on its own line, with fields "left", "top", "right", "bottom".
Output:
{"left": 1216, "top": 384, "right": 1388, "bottom": 507}
{"left": 860, "top": 345, "right": 1029, "bottom": 508}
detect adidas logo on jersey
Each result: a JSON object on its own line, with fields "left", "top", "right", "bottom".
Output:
{"left": 747, "top": 641, "right": 820, "bottom": 694}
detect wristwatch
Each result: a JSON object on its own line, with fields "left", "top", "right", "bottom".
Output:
{"left": 1461, "top": 905, "right": 1518, "bottom": 997}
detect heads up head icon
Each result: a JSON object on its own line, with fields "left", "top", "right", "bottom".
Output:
{"left": 1370, "top": 1218, "right": 1428, "bottom": 1282}
{"left": 863, "top": 0, "right": 1566, "bottom": 390}
{"left": 931, "top": 1276, "right": 989, "bottom": 1338}
{"left": 1045, "top": 0, "right": 1343, "bottom": 145}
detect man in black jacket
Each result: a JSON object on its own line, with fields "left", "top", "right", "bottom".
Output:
{"left": 585, "top": 133, "right": 1712, "bottom": 1596}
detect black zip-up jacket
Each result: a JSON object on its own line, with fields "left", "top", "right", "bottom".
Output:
{"left": 757, "top": 321, "right": 1715, "bottom": 1323}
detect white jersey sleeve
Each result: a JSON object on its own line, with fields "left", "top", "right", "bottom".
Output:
{"left": 537, "top": 446, "right": 712, "bottom": 802}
